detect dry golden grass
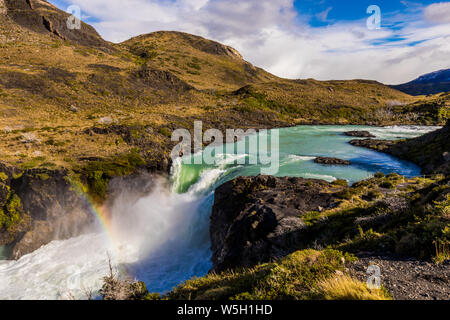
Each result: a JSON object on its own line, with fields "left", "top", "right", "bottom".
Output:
{"left": 315, "top": 275, "right": 391, "bottom": 300}
{"left": 0, "top": 11, "right": 447, "bottom": 171}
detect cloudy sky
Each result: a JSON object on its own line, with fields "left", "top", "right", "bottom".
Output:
{"left": 49, "top": 0, "right": 450, "bottom": 84}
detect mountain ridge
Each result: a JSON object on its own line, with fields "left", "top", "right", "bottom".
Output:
{"left": 391, "top": 68, "right": 450, "bottom": 96}
{"left": 0, "top": 0, "right": 447, "bottom": 177}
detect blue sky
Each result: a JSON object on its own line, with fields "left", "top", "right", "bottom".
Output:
{"left": 47, "top": 0, "right": 450, "bottom": 83}
{"left": 294, "top": 0, "right": 432, "bottom": 26}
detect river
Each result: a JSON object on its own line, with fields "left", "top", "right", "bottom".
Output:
{"left": 0, "top": 125, "right": 440, "bottom": 299}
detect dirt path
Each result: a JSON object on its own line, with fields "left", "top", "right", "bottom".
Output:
{"left": 348, "top": 255, "right": 450, "bottom": 300}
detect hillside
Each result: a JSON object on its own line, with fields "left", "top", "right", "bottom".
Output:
{"left": 0, "top": 0, "right": 447, "bottom": 182}
{"left": 0, "top": 1, "right": 449, "bottom": 300}
{"left": 392, "top": 69, "right": 450, "bottom": 96}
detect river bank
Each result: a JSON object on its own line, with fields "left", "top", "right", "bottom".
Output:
{"left": 1, "top": 124, "right": 445, "bottom": 300}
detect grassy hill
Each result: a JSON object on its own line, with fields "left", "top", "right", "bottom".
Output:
{"left": 0, "top": 0, "right": 448, "bottom": 178}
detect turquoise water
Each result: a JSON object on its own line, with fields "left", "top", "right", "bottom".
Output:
{"left": 173, "top": 125, "right": 432, "bottom": 194}
{"left": 0, "top": 125, "right": 439, "bottom": 299}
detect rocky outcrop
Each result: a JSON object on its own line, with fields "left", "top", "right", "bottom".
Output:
{"left": 171, "top": 31, "right": 243, "bottom": 60}
{"left": 0, "top": 166, "right": 94, "bottom": 259}
{"left": 350, "top": 121, "right": 450, "bottom": 174}
{"left": 4, "top": 0, "right": 112, "bottom": 49}
{"left": 344, "top": 131, "right": 376, "bottom": 138}
{"left": 210, "top": 175, "right": 343, "bottom": 272}
{"left": 135, "top": 66, "right": 194, "bottom": 92}
{"left": 349, "top": 139, "right": 396, "bottom": 151}
{"left": 210, "top": 173, "right": 450, "bottom": 274}
{"left": 314, "top": 157, "right": 351, "bottom": 165}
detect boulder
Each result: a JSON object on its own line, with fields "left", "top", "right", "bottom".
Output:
{"left": 349, "top": 139, "right": 396, "bottom": 151}
{"left": 314, "top": 157, "right": 351, "bottom": 165}
{"left": 210, "top": 175, "right": 342, "bottom": 272}
{"left": 344, "top": 131, "right": 376, "bottom": 138}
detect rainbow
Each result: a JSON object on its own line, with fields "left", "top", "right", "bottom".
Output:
{"left": 69, "top": 181, "right": 135, "bottom": 281}
{"left": 69, "top": 181, "right": 118, "bottom": 250}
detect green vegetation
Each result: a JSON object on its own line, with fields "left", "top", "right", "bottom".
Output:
{"left": 166, "top": 249, "right": 389, "bottom": 300}
{"left": 158, "top": 127, "right": 172, "bottom": 138}
{"left": 310, "top": 175, "right": 449, "bottom": 262}
{"left": 0, "top": 15, "right": 446, "bottom": 173}
{"left": 76, "top": 151, "right": 146, "bottom": 202}
{"left": 0, "top": 172, "right": 8, "bottom": 182}
{"left": 0, "top": 192, "right": 24, "bottom": 230}
{"left": 332, "top": 179, "right": 349, "bottom": 187}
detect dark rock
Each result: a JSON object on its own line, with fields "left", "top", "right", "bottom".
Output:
{"left": 6, "top": 168, "right": 94, "bottom": 259}
{"left": 344, "top": 131, "right": 376, "bottom": 138}
{"left": 0, "top": 164, "right": 159, "bottom": 260}
{"left": 349, "top": 139, "right": 396, "bottom": 151}
{"left": 349, "top": 123, "right": 450, "bottom": 174}
{"left": 314, "top": 157, "right": 351, "bottom": 165}
{"left": 210, "top": 175, "right": 342, "bottom": 272}
{"left": 5, "top": 0, "right": 113, "bottom": 50}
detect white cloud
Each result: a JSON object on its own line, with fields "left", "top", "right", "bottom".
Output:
{"left": 424, "top": 2, "right": 450, "bottom": 24}
{"left": 316, "top": 7, "right": 333, "bottom": 22}
{"left": 56, "top": 0, "right": 450, "bottom": 84}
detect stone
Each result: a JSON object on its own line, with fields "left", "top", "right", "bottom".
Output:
{"left": 210, "top": 175, "right": 343, "bottom": 272}
{"left": 314, "top": 157, "right": 351, "bottom": 165}
{"left": 344, "top": 131, "right": 376, "bottom": 138}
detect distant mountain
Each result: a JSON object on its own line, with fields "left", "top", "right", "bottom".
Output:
{"left": 391, "top": 69, "right": 450, "bottom": 96}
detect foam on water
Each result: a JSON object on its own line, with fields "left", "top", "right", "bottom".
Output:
{"left": 0, "top": 125, "right": 436, "bottom": 299}
{"left": 0, "top": 176, "right": 214, "bottom": 300}
{"left": 285, "top": 155, "right": 316, "bottom": 163}
{"left": 367, "top": 125, "right": 441, "bottom": 140}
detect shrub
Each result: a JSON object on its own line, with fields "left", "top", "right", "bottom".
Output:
{"left": 365, "top": 190, "right": 383, "bottom": 201}
{"left": 374, "top": 172, "right": 385, "bottom": 178}
{"left": 159, "top": 127, "right": 172, "bottom": 138}
{"left": 332, "top": 179, "right": 349, "bottom": 187}
{"left": 379, "top": 181, "right": 395, "bottom": 189}
{"left": 79, "top": 151, "right": 146, "bottom": 202}
{"left": 0, "top": 193, "right": 23, "bottom": 230}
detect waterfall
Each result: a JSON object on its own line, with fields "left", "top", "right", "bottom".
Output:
{"left": 0, "top": 125, "right": 435, "bottom": 300}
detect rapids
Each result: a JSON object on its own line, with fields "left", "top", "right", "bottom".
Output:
{"left": 0, "top": 125, "right": 439, "bottom": 299}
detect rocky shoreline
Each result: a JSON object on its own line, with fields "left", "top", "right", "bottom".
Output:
{"left": 349, "top": 121, "right": 449, "bottom": 175}
{"left": 0, "top": 156, "right": 165, "bottom": 260}
{"left": 201, "top": 122, "right": 450, "bottom": 300}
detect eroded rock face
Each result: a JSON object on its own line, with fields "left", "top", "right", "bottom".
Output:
{"left": 3, "top": 168, "right": 94, "bottom": 259}
{"left": 4, "top": 0, "right": 112, "bottom": 49}
{"left": 135, "top": 66, "right": 194, "bottom": 92}
{"left": 0, "top": 164, "right": 160, "bottom": 260}
{"left": 210, "top": 175, "right": 341, "bottom": 272}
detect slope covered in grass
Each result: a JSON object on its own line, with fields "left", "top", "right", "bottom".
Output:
{"left": 0, "top": 0, "right": 448, "bottom": 176}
